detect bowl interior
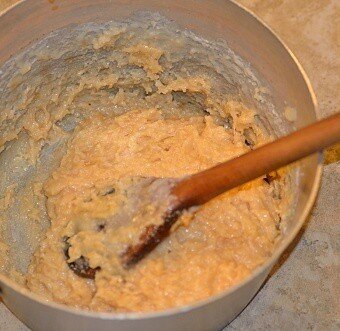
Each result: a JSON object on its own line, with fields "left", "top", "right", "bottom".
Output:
{"left": 0, "top": 0, "right": 319, "bottom": 307}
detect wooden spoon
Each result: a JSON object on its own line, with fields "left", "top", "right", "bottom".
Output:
{"left": 121, "top": 112, "right": 340, "bottom": 266}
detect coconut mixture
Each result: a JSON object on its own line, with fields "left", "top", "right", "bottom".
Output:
{"left": 0, "top": 14, "right": 293, "bottom": 312}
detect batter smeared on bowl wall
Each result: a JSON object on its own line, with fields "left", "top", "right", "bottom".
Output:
{"left": 0, "top": 13, "right": 295, "bottom": 312}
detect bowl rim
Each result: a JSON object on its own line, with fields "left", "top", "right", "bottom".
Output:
{"left": 0, "top": 0, "right": 322, "bottom": 321}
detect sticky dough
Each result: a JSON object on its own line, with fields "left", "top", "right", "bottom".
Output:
{"left": 0, "top": 15, "right": 292, "bottom": 313}
{"left": 26, "top": 108, "right": 287, "bottom": 312}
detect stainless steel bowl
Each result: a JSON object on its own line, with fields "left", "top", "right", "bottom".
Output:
{"left": 0, "top": 1, "right": 321, "bottom": 330}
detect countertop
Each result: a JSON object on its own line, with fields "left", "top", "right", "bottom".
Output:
{"left": 0, "top": 0, "right": 339, "bottom": 330}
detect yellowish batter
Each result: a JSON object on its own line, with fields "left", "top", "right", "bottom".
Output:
{"left": 26, "top": 106, "right": 287, "bottom": 312}
{"left": 0, "top": 15, "right": 293, "bottom": 313}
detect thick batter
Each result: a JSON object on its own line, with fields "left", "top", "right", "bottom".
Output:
{"left": 0, "top": 14, "right": 293, "bottom": 313}
{"left": 26, "top": 105, "right": 289, "bottom": 312}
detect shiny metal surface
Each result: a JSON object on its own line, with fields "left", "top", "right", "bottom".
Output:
{"left": 0, "top": 1, "right": 321, "bottom": 330}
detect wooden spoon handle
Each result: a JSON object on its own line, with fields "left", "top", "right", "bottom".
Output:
{"left": 172, "top": 112, "right": 340, "bottom": 208}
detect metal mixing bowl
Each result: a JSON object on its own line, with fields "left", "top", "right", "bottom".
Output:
{"left": 0, "top": 1, "right": 321, "bottom": 330}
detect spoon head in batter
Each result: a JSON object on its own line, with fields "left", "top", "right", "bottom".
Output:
{"left": 63, "top": 177, "right": 181, "bottom": 278}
